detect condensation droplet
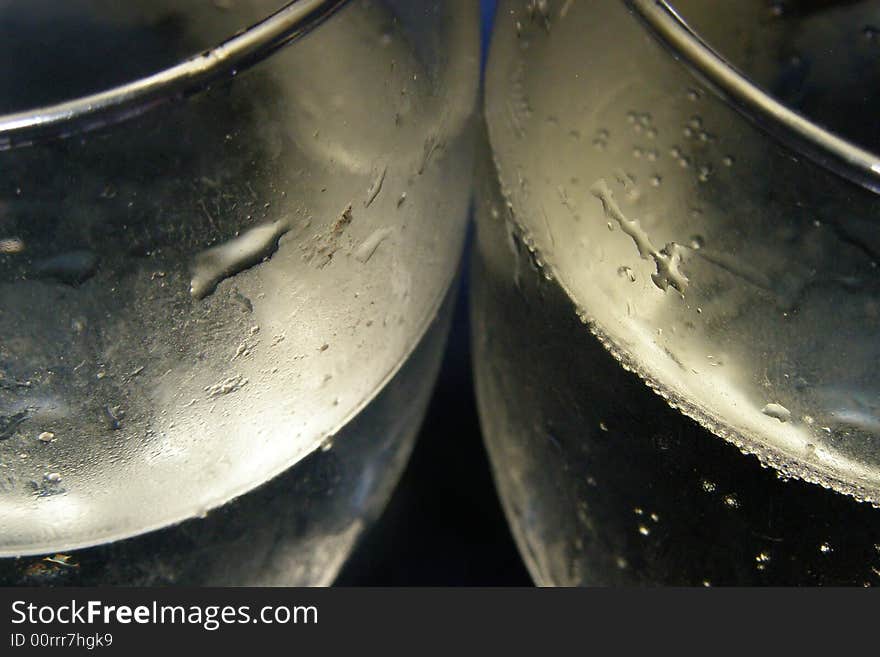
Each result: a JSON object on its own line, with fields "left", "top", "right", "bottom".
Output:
{"left": 762, "top": 403, "right": 791, "bottom": 423}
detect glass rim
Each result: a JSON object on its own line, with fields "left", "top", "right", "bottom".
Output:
{"left": 626, "top": 0, "right": 880, "bottom": 195}
{"left": 0, "top": 0, "right": 348, "bottom": 149}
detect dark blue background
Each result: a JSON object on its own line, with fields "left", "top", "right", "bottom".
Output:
{"left": 336, "top": 1, "right": 531, "bottom": 585}
{"left": 481, "top": 0, "right": 498, "bottom": 63}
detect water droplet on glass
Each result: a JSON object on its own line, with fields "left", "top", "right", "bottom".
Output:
{"left": 0, "top": 237, "right": 25, "bottom": 254}
{"left": 762, "top": 403, "right": 791, "bottom": 423}
{"left": 355, "top": 228, "right": 394, "bottom": 264}
{"left": 190, "top": 220, "right": 290, "bottom": 300}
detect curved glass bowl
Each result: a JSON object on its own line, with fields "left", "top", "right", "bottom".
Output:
{"left": 0, "top": 0, "right": 478, "bottom": 585}
{"left": 474, "top": 0, "right": 880, "bottom": 585}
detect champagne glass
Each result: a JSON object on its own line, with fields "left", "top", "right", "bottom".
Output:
{"left": 0, "top": 0, "right": 478, "bottom": 586}
{"left": 474, "top": 0, "right": 880, "bottom": 585}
